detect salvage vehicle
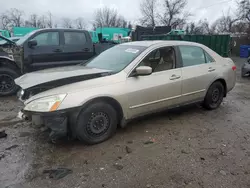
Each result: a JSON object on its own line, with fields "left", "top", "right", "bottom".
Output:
{"left": 241, "top": 56, "right": 250, "bottom": 77}
{"left": 0, "top": 28, "right": 116, "bottom": 96}
{"left": 16, "top": 41, "right": 237, "bottom": 144}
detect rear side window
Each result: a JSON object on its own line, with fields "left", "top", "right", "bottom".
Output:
{"left": 179, "top": 46, "right": 206, "bottom": 67}
{"left": 64, "top": 32, "right": 86, "bottom": 45}
{"left": 204, "top": 51, "right": 215, "bottom": 63}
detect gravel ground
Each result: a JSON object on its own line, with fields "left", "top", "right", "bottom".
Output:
{"left": 1, "top": 57, "right": 250, "bottom": 188}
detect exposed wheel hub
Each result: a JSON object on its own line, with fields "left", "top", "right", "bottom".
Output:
{"left": 211, "top": 88, "right": 220, "bottom": 102}
{"left": 0, "top": 74, "right": 14, "bottom": 93}
{"left": 87, "top": 112, "right": 110, "bottom": 136}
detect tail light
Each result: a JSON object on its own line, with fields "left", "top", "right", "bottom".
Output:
{"left": 232, "top": 66, "right": 237, "bottom": 71}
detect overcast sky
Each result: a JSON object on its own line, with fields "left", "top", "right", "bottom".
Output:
{"left": 1, "top": 0, "right": 237, "bottom": 28}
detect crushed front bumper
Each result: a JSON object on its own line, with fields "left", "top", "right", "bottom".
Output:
{"left": 18, "top": 108, "right": 79, "bottom": 142}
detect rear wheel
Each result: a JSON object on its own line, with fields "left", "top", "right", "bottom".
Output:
{"left": 0, "top": 67, "right": 20, "bottom": 96}
{"left": 75, "top": 102, "right": 118, "bottom": 145}
{"left": 203, "top": 81, "right": 225, "bottom": 110}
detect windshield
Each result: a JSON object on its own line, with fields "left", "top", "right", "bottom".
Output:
{"left": 85, "top": 45, "right": 146, "bottom": 72}
{"left": 15, "top": 30, "right": 37, "bottom": 45}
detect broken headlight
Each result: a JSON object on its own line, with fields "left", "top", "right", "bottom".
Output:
{"left": 24, "top": 94, "right": 67, "bottom": 112}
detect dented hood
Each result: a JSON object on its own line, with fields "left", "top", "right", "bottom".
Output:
{"left": 0, "top": 35, "right": 16, "bottom": 45}
{"left": 15, "top": 65, "right": 112, "bottom": 89}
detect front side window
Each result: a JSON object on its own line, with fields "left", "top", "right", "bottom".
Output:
{"left": 85, "top": 45, "right": 146, "bottom": 72}
{"left": 32, "top": 32, "right": 59, "bottom": 46}
{"left": 64, "top": 32, "right": 86, "bottom": 45}
{"left": 138, "top": 47, "right": 176, "bottom": 73}
{"left": 179, "top": 46, "right": 206, "bottom": 67}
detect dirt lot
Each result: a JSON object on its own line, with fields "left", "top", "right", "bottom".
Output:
{"left": 1, "top": 57, "right": 250, "bottom": 188}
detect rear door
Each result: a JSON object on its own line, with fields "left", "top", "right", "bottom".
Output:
{"left": 62, "top": 31, "right": 94, "bottom": 65}
{"left": 178, "top": 45, "right": 218, "bottom": 103}
{"left": 27, "top": 31, "right": 63, "bottom": 71}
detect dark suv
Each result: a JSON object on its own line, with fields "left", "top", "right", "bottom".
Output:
{"left": 0, "top": 28, "right": 115, "bottom": 96}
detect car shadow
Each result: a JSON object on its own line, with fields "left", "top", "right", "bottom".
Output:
{"left": 118, "top": 103, "right": 204, "bottom": 133}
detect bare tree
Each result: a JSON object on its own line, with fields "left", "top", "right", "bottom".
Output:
{"left": 237, "top": 0, "right": 250, "bottom": 22}
{"left": 7, "top": 8, "right": 24, "bottom": 27}
{"left": 62, "top": 18, "right": 73, "bottom": 28}
{"left": 140, "top": 0, "right": 158, "bottom": 27}
{"left": 185, "top": 19, "right": 217, "bottom": 35}
{"left": 119, "top": 17, "right": 128, "bottom": 28}
{"left": 75, "top": 17, "right": 86, "bottom": 29}
{"left": 37, "top": 15, "right": 48, "bottom": 28}
{"left": 159, "top": 0, "right": 190, "bottom": 29}
{"left": 197, "top": 19, "right": 216, "bottom": 34}
{"left": 185, "top": 22, "right": 200, "bottom": 34}
{"left": 231, "top": 21, "right": 249, "bottom": 33}
{"left": 47, "top": 11, "right": 53, "bottom": 28}
{"left": 93, "top": 7, "right": 127, "bottom": 28}
{"left": 128, "top": 21, "right": 133, "bottom": 29}
{"left": 0, "top": 13, "right": 11, "bottom": 29}
{"left": 25, "top": 14, "right": 39, "bottom": 27}
{"left": 213, "top": 9, "right": 240, "bottom": 33}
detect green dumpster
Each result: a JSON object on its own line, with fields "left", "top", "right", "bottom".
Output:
{"left": 141, "top": 34, "right": 231, "bottom": 57}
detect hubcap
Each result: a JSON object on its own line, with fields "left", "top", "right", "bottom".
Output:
{"left": 86, "top": 112, "right": 110, "bottom": 137}
{"left": 0, "top": 74, "right": 14, "bottom": 93}
{"left": 211, "top": 88, "right": 220, "bottom": 102}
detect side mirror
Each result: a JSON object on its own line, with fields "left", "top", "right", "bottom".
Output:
{"left": 135, "top": 66, "right": 152, "bottom": 76}
{"left": 28, "top": 40, "right": 37, "bottom": 48}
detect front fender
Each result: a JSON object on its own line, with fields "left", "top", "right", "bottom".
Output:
{"left": 58, "top": 85, "right": 128, "bottom": 118}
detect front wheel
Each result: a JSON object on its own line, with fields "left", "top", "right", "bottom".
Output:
{"left": 203, "top": 81, "right": 225, "bottom": 110}
{"left": 0, "top": 67, "right": 20, "bottom": 96}
{"left": 75, "top": 102, "right": 118, "bottom": 145}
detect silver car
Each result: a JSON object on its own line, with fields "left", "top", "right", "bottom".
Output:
{"left": 16, "top": 41, "right": 237, "bottom": 144}
{"left": 241, "top": 57, "right": 250, "bottom": 77}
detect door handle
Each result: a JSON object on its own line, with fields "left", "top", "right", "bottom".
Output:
{"left": 53, "top": 49, "right": 62, "bottom": 53}
{"left": 82, "top": 48, "right": 90, "bottom": 52}
{"left": 208, "top": 67, "right": 216, "bottom": 72}
{"left": 170, "top": 74, "right": 181, "bottom": 80}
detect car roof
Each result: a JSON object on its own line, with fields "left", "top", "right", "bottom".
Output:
{"left": 33, "top": 28, "right": 87, "bottom": 33}
{"left": 121, "top": 40, "right": 203, "bottom": 47}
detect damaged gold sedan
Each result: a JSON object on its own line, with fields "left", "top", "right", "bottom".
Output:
{"left": 16, "top": 41, "right": 236, "bottom": 144}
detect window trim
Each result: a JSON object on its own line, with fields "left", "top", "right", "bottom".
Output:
{"left": 204, "top": 50, "right": 215, "bottom": 63}
{"left": 63, "top": 31, "right": 87, "bottom": 45}
{"left": 30, "top": 31, "right": 60, "bottom": 47}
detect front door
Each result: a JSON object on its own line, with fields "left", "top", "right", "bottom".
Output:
{"left": 28, "top": 31, "right": 63, "bottom": 71}
{"left": 126, "top": 46, "right": 182, "bottom": 119}
{"left": 179, "top": 45, "right": 218, "bottom": 103}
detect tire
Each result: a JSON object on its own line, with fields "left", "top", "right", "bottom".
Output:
{"left": 0, "top": 67, "right": 20, "bottom": 96}
{"left": 75, "top": 102, "right": 118, "bottom": 145}
{"left": 203, "top": 81, "right": 225, "bottom": 110}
